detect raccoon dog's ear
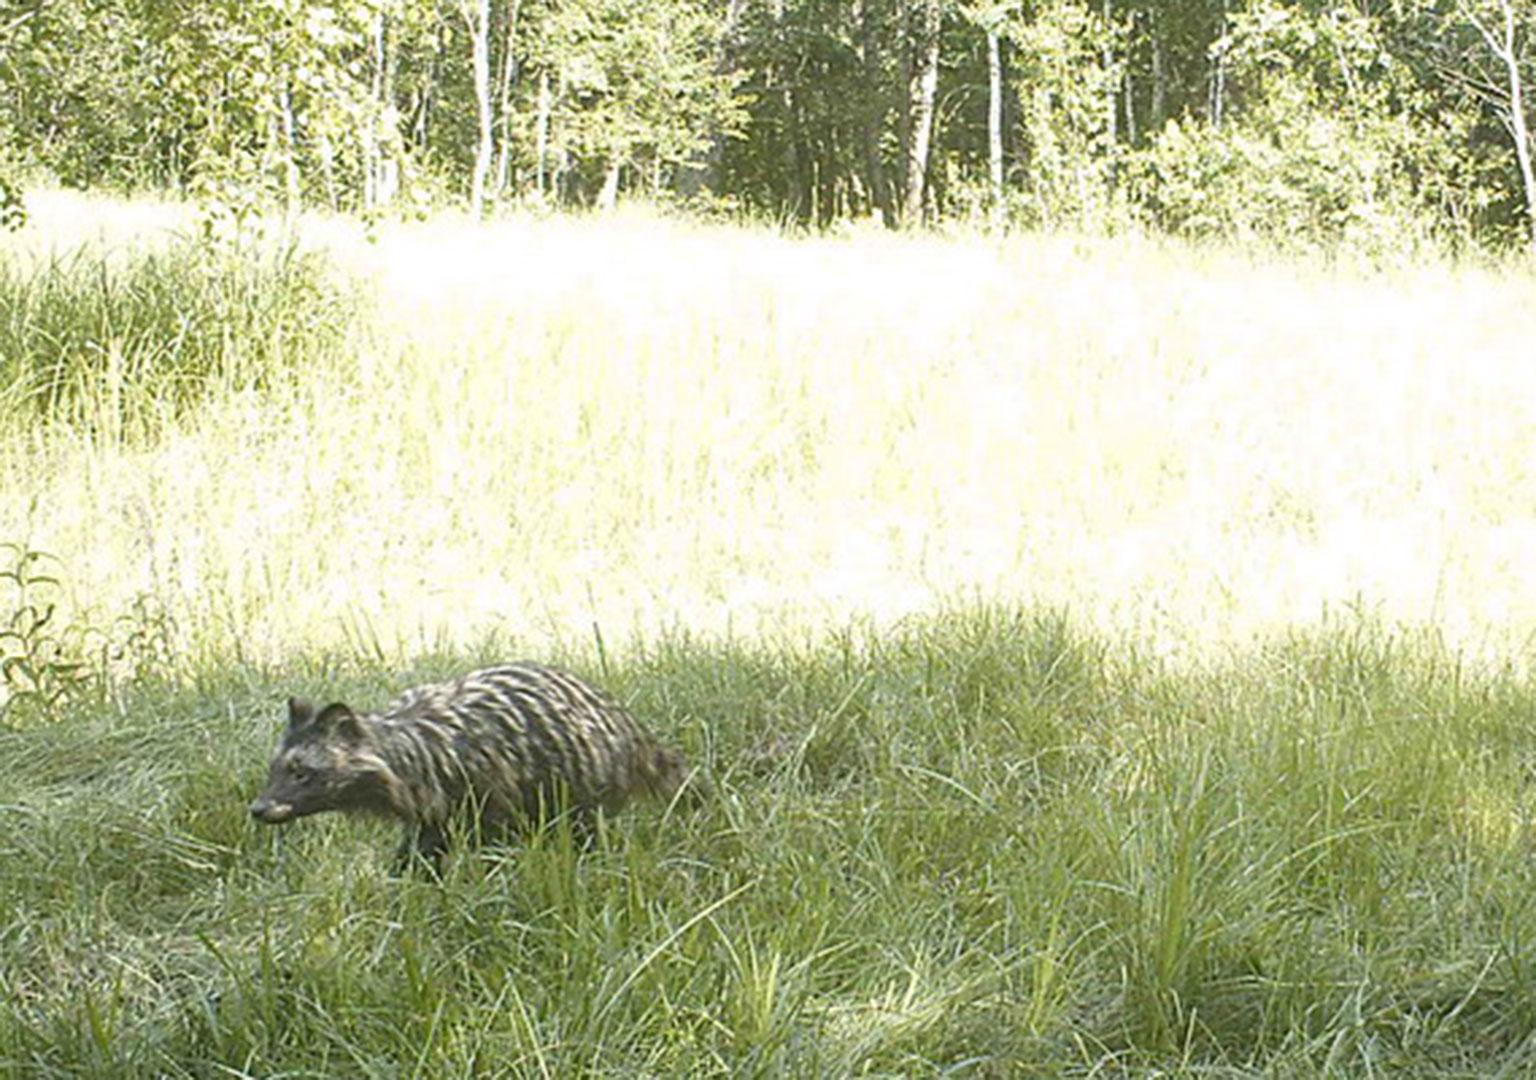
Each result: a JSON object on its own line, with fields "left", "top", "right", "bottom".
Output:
{"left": 287, "top": 697, "right": 316, "bottom": 728}
{"left": 316, "top": 702, "right": 366, "bottom": 742}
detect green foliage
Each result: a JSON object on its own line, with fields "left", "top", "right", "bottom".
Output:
{"left": 1129, "top": 111, "right": 1399, "bottom": 250}
{"left": 4, "top": 610, "right": 1536, "bottom": 1072}
{"left": 0, "top": 233, "right": 357, "bottom": 439}
{"left": 1389, "top": 0, "right": 1536, "bottom": 249}
{"left": 0, "top": 1, "right": 187, "bottom": 189}
{"left": 535, "top": 0, "right": 746, "bottom": 182}
{"left": 718, "top": 0, "right": 884, "bottom": 224}
{"left": 1009, "top": 0, "right": 1122, "bottom": 229}
{"left": 0, "top": 544, "right": 95, "bottom": 724}
{"left": 0, "top": 177, "right": 24, "bottom": 233}
{"left": 3, "top": 0, "right": 1535, "bottom": 248}
{"left": 0, "top": 544, "right": 175, "bottom": 727}
{"left": 1125, "top": 0, "right": 1496, "bottom": 253}
{"left": 187, "top": 147, "right": 286, "bottom": 248}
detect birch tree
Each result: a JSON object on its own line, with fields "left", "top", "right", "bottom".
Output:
{"left": 901, "top": 0, "right": 943, "bottom": 226}
{"left": 1460, "top": 0, "right": 1536, "bottom": 253}
{"left": 461, "top": 0, "right": 495, "bottom": 216}
{"left": 968, "top": 0, "right": 1016, "bottom": 227}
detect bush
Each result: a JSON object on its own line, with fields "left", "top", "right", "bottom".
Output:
{"left": 1128, "top": 107, "right": 1430, "bottom": 255}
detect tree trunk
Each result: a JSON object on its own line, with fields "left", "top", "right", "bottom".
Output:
{"left": 1124, "top": 69, "right": 1138, "bottom": 143}
{"left": 494, "top": 0, "right": 522, "bottom": 200}
{"left": 1210, "top": 0, "right": 1227, "bottom": 128}
{"left": 597, "top": 160, "right": 621, "bottom": 210}
{"left": 901, "top": 0, "right": 941, "bottom": 227}
{"left": 1150, "top": 11, "right": 1167, "bottom": 131}
{"left": 535, "top": 68, "right": 551, "bottom": 198}
{"left": 859, "top": 0, "right": 896, "bottom": 226}
{"left": 363, "top": 14, "right": 382, "bottom": 208}
{"left": 462, "top": 0, "right": 494, "bottom": 216}
{"left": 1464, "top": 0, "right": 1536, "bottom": 253}
{"left": 1511, "top": 76, "right": 1536, "bottom": 254}
{"left": 379, "top": 13, "right": 401, "bottom": 207}
{"left": 316, "top": 129, "right": 339, "bottom": 210}
{"left": 551, "top": 72, "right": 571, "bottom": 202}
{"left": 1497, "top": 0, "right": 1536, "bottom": 252}
{"left": 365, "top": 11, "right": 401, "bottom": 209}
{"left": 783, "top": 85, "right": 805, "bottom": 219}
{"left": 413, "top": 20, "right": 444, "bottom": 156}
{"left": 987, "top": 28, "right": 1004, "bottom": 228}
{"left": 897, "top": 0, "right": 913, "bottom": 207}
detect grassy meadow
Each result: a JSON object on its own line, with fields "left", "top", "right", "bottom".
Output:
{"left": 3, "top": 189, "right": 1536, "bottom": 1074}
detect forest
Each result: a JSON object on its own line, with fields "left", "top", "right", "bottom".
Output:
{"left": 4, "top": 0, "right": 1536, "bottom": 251}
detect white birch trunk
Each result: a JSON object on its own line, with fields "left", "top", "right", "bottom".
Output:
{"left": 462, "top": 0, "right": 494, "bottom": 217}
{"left": 597, "top": 160, "right": 621, "bottom": 210}
{"left": 494, "top": 0, "right": 521, "bottom": 200}
{"left": 1468, "top": 0, "right": 1536, "bottom": 254}
{"left": 902, "top": 0, "right": 941, "bottom": 227}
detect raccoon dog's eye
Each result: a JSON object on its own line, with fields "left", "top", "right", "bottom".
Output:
{"left": 287, "top": 762, "right": 313, "bottom": 781}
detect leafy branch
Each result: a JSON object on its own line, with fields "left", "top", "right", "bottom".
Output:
{"left": 0, "top": 543, "right": 177, "bottom": 726}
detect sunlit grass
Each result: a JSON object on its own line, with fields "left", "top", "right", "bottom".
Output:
{"left": 5, "top": 190, "right": 1536, "bottom": 669}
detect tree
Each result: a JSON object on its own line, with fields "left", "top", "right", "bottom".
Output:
{"left": 461, "top": 0, "right": 495, "bottom": 215}
{"left": 965, "top": 0, "right": 1017, "bottom": 227}
{"left": 901, "top": 0, "right": 944, "bottom": 225}
{"left": 1010, "top": 0, "right": 1118, "bottom": 228}
{"left": 1456, "top": 0, "right": 1536, "bottom": 252}
{"left": 524, "top": 0, "right": 742, "bottom": 208}
{"left": 675, "top": 0, "right": 749, "bottom": 199}
{"left": 3, "top": 0, "right": 1536, "bottom": 251}
{"left": 859, "top": 0, "right": 898, "bottom": 225}
{"left": 988, "top": 25, "right": 1004, "bottom": 224}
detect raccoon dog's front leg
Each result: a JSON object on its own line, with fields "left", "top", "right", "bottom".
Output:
{"left": 395, "top": 824, "right": 449, "bottom": 875}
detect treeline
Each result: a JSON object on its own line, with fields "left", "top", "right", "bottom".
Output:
{"left": 3, "top": 0, "right": 1535, "bottom": 251}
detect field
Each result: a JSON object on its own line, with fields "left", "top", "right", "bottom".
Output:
{"left": 3, "top": 189, "right": 1536, "bottom": 1074}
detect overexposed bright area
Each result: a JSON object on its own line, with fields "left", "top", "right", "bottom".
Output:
{"left": 9, "top": 189, "right": 1536, "bottom": 665}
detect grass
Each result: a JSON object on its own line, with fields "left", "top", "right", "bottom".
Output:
{"left": 0, "top": 230, "right": 353, "bottom": 438}
{"left": 4, "top": 612, "right": 1536, "bottom": 1075}
{"left": 4, "top": 190, "right": 1536, "bottom": 667}
{"left": 2, "top": 188, "right": 1536, "bottom": 1073}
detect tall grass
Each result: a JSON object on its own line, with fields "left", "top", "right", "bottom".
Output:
{"left": 0, "top": 230, "right": 354, "bottom": 439}
{"left": 3, "top": 612, "right": 1536, "bottom": 1074}
{"left": 5, "top": 192, "right": 1536, "bottom": 669}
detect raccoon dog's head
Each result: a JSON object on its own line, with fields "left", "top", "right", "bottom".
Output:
{"left": 249, "top": 698, "right": 388, "bottom": 823}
